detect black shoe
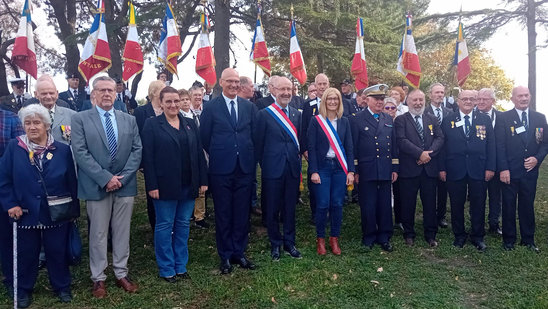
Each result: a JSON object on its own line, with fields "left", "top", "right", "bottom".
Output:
{"left": 176, "top": 272, "right": 191, "bottom": 280}
{"left": 271, "top": 246, "right": 280, "bottom": 261}
{"left": 439, "top": 219, "right": 448, "bottom": 228}
{"left": 521, "top": 242, "right": 540, "bottom": 253}
{"left": 503, "top": 243, "right": 515, "bottom": 251}
{"left": 17, "top": 292, "right": 32, "bottom": 308}
{"left": 453, "top": 239, "right": 465, "bottom": 248}
{"left": 284, "top": 245, "right": 302, "bottom": 259}
{"left": 194, "top": 219, "right": 210, "bottom": 229}
{"left": 488, "top": 225, "right": 502, "bottom": 235}
{"left": 161, "top": 276, "right": 177, "bottom": 283}
{"left": 219, "top": 259, "right": 233, "bottom": 275}
{"left": 473, "top": 241, "right": 487, "bottom": 252}
{"left": 58, "top": 290, "right": 72, "bottom": 303}
{"left": 230, "top": 257, "right": 256, "bottom": 270}
{"left": 380, "top": 242, "right": 393, "bottom": 252}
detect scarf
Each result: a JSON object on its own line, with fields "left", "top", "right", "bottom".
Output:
{"left": 17, "top": 134, "right": 56, "bottom": 169}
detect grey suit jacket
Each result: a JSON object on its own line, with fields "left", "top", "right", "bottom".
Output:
{"left": 51, "top": 105, "right": 76, "bottom": 144}
{"left": 71, "top": 106, "right": 142, "bottom": 200}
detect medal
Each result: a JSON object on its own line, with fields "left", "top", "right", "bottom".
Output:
{"left": 46, "top": 152, "right": 53, "bottom": 160}
{"left": 428, "top": 124, "right": 433, "bottom": 135}
{"left": 510, "top": 126, "right": 515, "bottom": 136}
{"left": 451, "top": 121, "right": 455, "bottom": 128}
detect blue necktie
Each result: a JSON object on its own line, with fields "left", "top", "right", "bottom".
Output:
{"left": 373, "top": 113, "right": 380, "bottom": 121}
{"left": 282, "top": 108, "right": 288, "bottom": 118}
{"left": 522, "top": 111, "right": 528, "bottom": 131}
{"left": 414, "top": 115, "right": 424, "bottom": 141}
{"left": 104, "top": 112, "right": 117, "bottom": 160}
{"left": 464, "top": 115, "right": 470, "bottom": 138}
{"left": 230, "top": 100, "right": 237, "bottom": 126}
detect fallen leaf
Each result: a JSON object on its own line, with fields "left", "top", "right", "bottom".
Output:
{"left": 332, "top": 274, "right": 338, "bottom": 280}
{"left": 271, "top": 297, "right": 277, "bottom": 304}
{"left": 377, "top": 267, "right": 383, "bottom": 272}
{"left": 455, "top": 276, "right": 459, "bottom": 281}
{"left": 370, "top": 280, "right": 380, "bottom": 286}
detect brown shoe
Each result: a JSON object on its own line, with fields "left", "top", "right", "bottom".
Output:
{"left": 92, "top": 281, "right": 106, "bottom": 299}
{"left": 116, "top": 277, "right": 138, "bottom": 293}
{"left": 329, "top": 237, "right": 341, "bottom": 255}
{"left": 405, "top": 238, "right": 415, "bottom": 246}
{"left": 316, "top": 237, "right": 326, "bottom": 255}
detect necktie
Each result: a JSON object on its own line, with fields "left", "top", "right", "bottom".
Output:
{"left": 49, "top": 110, "right": 54, "bottom": 128}
{"left": 464, "top": 115, "right": 471, "bottom": 137}
{"left": 282, "top": 108, "right": 288, "bottom": 118}
{"left": 230, "top": 100, "right": 237, "bottom": 126}
{"left": 522, "top": 111, "right": 528, "bottom": 130}
{"left": 414, "top": 115, "right": 424, "bottom": 141}
{"left": 373, "top": 113, "right": 380, "bottom": 121}
{"left": 104, "top": 112, "right": 117, "bottom": 160}
{"left": 16, "top": 95, "right": 22, "bottom": 106}
{"left": 117, "top": 93, "right": 122, "bottom": 102}
{"left": 74, "top": 89, "right": 78, "bottom": 98}
{"left": 435, "top": 108, "right": 442, "bottom": 125}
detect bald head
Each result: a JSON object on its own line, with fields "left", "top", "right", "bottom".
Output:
{"left": 268, "top": 75, "right": 280, "bottom": 96}
{"left": 511, "top": 86, "right": 531, "bottom": 111}
{"left": 238, "top": 76, "right": 254, "bottom": 100}
{"left": 315, "top": 73, "right": 329, "bottom": 97}
{"left": 274, "top": 77, "right": 293, "bottom": 107}
{"left": 220, "top": 68, "right": 240, "bottom": 99}
{"left": 35, "top": 75, "right": 59, "bottom": 110}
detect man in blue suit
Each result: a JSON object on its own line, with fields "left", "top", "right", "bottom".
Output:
{"left": 200, "top": 68, "right": 257, "bottom": 274}
{"left": 350, "top": 84, "right": 398, "bottom": 252}
{"left": 58, "top": 73, "right": 86, "bottom": 111}
{"left": 254, "top": 76, "right": 302, "bottom": 261}
{"left": 439, "top": 90, "right": 496, "bottom": 251}
{"left": 496, "top": 86, "right": 548, "bottom": 252}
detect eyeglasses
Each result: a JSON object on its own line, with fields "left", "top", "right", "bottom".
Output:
{"left": 384, "top": 106, "right": 396, "bottom": 110}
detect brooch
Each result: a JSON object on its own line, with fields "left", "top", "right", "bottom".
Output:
{"left": 46, "top": 152, "right": 53, "bottom": 160}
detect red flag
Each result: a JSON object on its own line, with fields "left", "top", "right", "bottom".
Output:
{"left": 11, "top": 0, "right": 37, "bottom": 79}
{"left": 122, "top": 2, "right": 143, "bottom": 82}
{"left": 195, "top": 11, "right": 216, "bottom": 86}
{"left": 351, "top": 18, "right": 368, "bottom": 90}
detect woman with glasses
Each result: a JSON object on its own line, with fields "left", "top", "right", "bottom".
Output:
{"left": 384, "top": 98, "right": 398, "bottom": 120}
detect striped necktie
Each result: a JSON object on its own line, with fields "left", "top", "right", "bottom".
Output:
{"left": 464, "top": 115, "right": 471, "bottom": 137}
{"left": 522, "top": 111, "right": 528, "bottom": 131}
{"left": 414, "top": 115, "right": 424, "bottom": 141}
{"left": 435, "top": 108, "right": 442, "bottom": 125}
{"left": 104, "top": 112, "right": 117, "bottom": 160}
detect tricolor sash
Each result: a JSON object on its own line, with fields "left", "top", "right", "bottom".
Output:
{"left": 315, "top": 115, "right": 348, "bottom": 175}
{"left": 266, "top": 104, "right": 299, "bottom": 150}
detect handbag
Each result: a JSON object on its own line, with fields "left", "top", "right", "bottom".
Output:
{"left": 66, "top": 220, "right": 82, "bottom": 266}
{"left": 35, "top": 165, "right": 78, "bottom": 222}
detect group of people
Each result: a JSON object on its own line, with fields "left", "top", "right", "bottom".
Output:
{"left": 0, "top": 67, "right": 546, "bottom": 308}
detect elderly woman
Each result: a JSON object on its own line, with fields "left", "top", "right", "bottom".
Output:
{"left": 307, "top": 88, "right": 355, "bottom": 255}
{"left": 178, "top": 89, "right": 193, "bottom": 119}
{"left": 390, "top": 86, "right": 408, "bottom": 116}
{"left": 0, "top": 105, "right": 79, "bottom": 307}
{"left": 134, "top": 80, "right": 166, "bottom": 231}
{"left": 141, "top": 87, "right": 208, "bottom": 282}
{"left": 384, "top": 97, "right": 398, "bottom": 120}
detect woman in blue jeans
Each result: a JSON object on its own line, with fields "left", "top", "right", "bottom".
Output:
{"left": 307, "top": 88, "right": 355, "bottom": 255}
{"left": 141, "top": 87, "right": 208, "bottom": 282}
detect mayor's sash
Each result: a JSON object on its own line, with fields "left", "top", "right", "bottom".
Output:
{"left": 315, "top": 114, "right": 348, "bottom": 175}
{"left": 265, "top": 104, "right": 299, "bottom": 150}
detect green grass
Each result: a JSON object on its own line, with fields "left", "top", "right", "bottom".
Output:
{"left": 3, "top": 163, "right": 548, "bottom": 308}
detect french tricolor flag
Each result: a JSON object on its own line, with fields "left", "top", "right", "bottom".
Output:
{"left": 158, "top": 2, "right": 181, "bottom": 76}
{"left": 351, "top": 17, "right": 368, "bottom": 91}
{"left": 11, "top": 0, "right": 37, "bottom": 79}
{"left": 396, "top": 14, "right": 421, "bottom": 89}
{"left": 250, "top": 15, "right": 271, "bottom": 77}
{"left": 289, "top": 20, "right": 306, "bottom": 85}
{"left": 195, "top": 11, "right": 216, "bottom": 87}
{"left": 78, "top": 0, "right": 111, "bottom": 84}
{"left": 454, "top": 21, "right": 471, "bottom": 87}
{"left": 122, "top": 1, "right": 144, "bottom": 82}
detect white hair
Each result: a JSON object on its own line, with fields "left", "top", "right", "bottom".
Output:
{"left": 18, "top": 104, "right": 52, "bottom": 128}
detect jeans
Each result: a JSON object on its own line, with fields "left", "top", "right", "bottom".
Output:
{"left": 153, "top": 187, "right": 195, "bottom": 277}
{"left": 312, "top": 158, "right": 347, "bottom": 238}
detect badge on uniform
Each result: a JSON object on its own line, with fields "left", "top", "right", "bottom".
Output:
{"left": 455, "top": 119, "right": 464, "bottom": 128}
{"left": 510, "top": 126, "right": 515, "bottom": 136}
{"left": 428, "top": 124, "right": 433, "bottom": 135}
{"left": 476, "top": 125, "right": 486, "bottom": 140}
{"left": 516, "top": 126, "right": 526, "bottom": 134}
{"left": 46, "top": 152, "right": 53, "bottom": 160}
{"left": 536, "top": 127, "right": 543, "bottom": 144}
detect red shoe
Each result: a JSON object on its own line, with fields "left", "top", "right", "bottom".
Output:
{"left": 329, "top": 237, "right": 341, "bottom": 255}
{"left": 317, "top": 238, "right": 327, "bottom": 255}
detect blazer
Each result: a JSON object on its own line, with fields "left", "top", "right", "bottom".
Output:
{"left": 395, "top": 112, "right": 444, "bottom": 178}
{"left": 307, "top": 115, "right": 355, "bottom": 174}
{"left": 50, "top": 105, "right": 76, "bottom": 145}
{"left": 142, "top": 113, "right": 207, "bottom": 200}
{"left": 301, "top": 97, "right": 321, "bottom": 152}
{"left": 134, "top": 102, "right": 156, "bottom": 135}
{"left": 0, "top": 93, "right": 25, "bottom": 113}
{"left": 200, "top": 95, "right": 256, "bottom": 175}
{"left": 59, "top": 89, "right": 86, "bottom": 111}
{"left": 342, "top": 98, "right": 358, "bottom": 117}
{"left": 254, "top": 105, "right": 302, "bottom": 179}
{"left": 71, "top": 106, "right": 142, "bottom": 200}
{"left": 289, "top": 95, "right": 305, "bottom": 110}
{"left": 350, "top": 110, "right": 398, "bottom": 181}
{"left": 495, "top": 108, "right": 548, "bottom": 179}
{"left": 440, "top": 111, "right": 496, "bottom": 181}
{"left": 425, "top": 104, "right": 452, "bottom": 125}
{"left": 0, "top": 139, "right": 79, "bottom": 226}
{"left": 80, "top": 100, "right": 128, "bottom": 113}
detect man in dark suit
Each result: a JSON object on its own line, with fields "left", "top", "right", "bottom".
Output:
{"left": 350, "top": 84, "right": 398, "bottom": 252}
{"left": 114, "top": 78, "right": 138, "bottom": 114}
{"left": 0, "top": 78, "right": 28, "bottom": 113}
{"left": 200, "top": 68, "right": 257, "bottom": 274}
{"left": 302, "top": 73, "right": 330, "bottom": 222}
{"left": 289, "top": 82, "right": 305, "bottom": 110}
{"left": 343, "top": 88, "right": 366, "bottom": 118}
{"left": 439, "top": 90, "right": 496, "bottom": 251}
{"left": 254, "top": 76, "right": 302, "bottom": 261}
{"left": 255, "top": 76, "right": 279, "bottom": 110}
{"left": 340, "top": 79, "right": 355, "bottom": 101}
{"left": 425, "top": 82, "right": 452, "bottom": 228}
{"left": 496, "top": 86, "right": 548, "bottom": 252}
{"left": 395, "top": 89, "right": 444, "bottom": 247}
{"left": 477, "top": 88, "right": 503, "bottom": 235}
{"left": 58, "top": 73, "right": 86, "bottom": 111}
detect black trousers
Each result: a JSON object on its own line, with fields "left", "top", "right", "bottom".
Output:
{"left": 399, "top": 172, "right": 438, "bottom": 241}
{"left": 392, "top": 179, "right": 402, "bottom": 224}
{"left": 501, "top": 173, "right": 538, "bottom": 245}
{"left": 359, "top": 180, "right": 393, "bottom": 245}
{"left": 0, "top": 214, "right": 12, "bottom": 287}
{"left": 262, "top": 163, "right": 299, "bottom": 247}
{"left": 487, "top": 175, "right": 502, "bottom": 228}
{"left": 436, "top": 179, "right": 448, "bottom": 222}
{"left": 446, "top": 177, "right": 487, "bottom": 243}
{"left": 210, "top": 162, "right": 253, "bottom": 261}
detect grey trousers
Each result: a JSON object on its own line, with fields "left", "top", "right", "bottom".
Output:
{"left": 87, "top": 194, "right": 134, "bottom": 282}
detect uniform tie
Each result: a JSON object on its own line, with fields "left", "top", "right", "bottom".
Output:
{"left": 414, "top": 115, "right": 424, "bottom": 141}
{"left": 16, "top": 95, "right": 22, "bottom": 107}
{"left": 435, "top": 108, "right": 442, "bottom": 125}
{"left": 104, "top": 112, "right": 117, "bottom": 161}
{"left": 373, "top": 113, "right": 380, "bottom": 121}
{"left": 522, "top": 111, "right": 528, "bottom": 131}
{"left": 230, "top": 100, "right": 237, "bottom": 126}
{"left": 464, "top": 115, "right": 471, "bottom": 138}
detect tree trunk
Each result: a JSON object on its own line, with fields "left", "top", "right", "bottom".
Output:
{"left": 0, "top": 30, "right": 8, "bottom": 96}
{"left": 213, "top": 0, "right": 231, "bottom": 98}
{"left": 527, "top": 0, "right": 537, "bottom": 110}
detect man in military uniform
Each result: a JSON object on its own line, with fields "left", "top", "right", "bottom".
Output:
{"left": 58, "top": 73, "right": 86, "bottom": 111}
{"left": 439, "top": 90, "right": 496, "bottom": 251}
{"left": 496, "top": 86, "right": 548, "bottom": 252}
{"left": 0, "top": 78, "right": 27, "bottom": 113}
{"left": 351, "top": 84, "right": 398, "bottom": 251}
